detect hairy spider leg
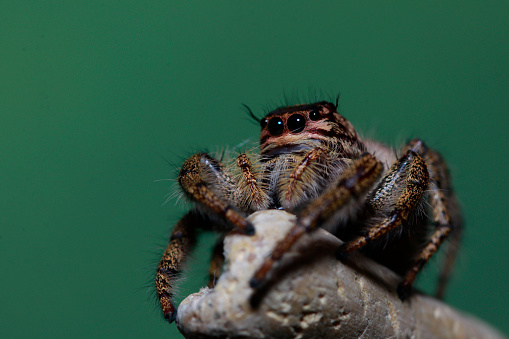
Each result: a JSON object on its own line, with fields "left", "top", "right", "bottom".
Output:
{"left": 179, "top": 153, "right": 255, "bottom": 235}
{"left": 249, "top": 153, "right": 383, "bottom": 289}
{"left": 156, "top": 211, "right": 201, "bottom": 323}
{"left": 336, "top": 148, "right": 429, "bottom": 299}
{"left": 236, "top": 153, "right": 270, "bottom": 211}
{"left": 157, "top": 152, "right": 265, "bottom": 323}
{"left": 336, "top": 138, "right": 460, "bottom": 300}
{"left": 207, "top": 237, "right": 225, "bottom": 288}
{"left": 400, "top": 143, "right": 462, "bottom": 299}
{"left": 283, "top": 147, "right": 327, "bottom": 207}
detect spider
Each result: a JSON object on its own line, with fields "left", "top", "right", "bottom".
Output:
{"left": 155, "top": 100, "right": 462, "bottom": 323}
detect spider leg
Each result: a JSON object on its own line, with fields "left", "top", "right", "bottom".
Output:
{"left": 157, "top": 152, "right": 260, "bottom": 323}
{"left": 282, "top": 147, "right": 326, "bottom": 209}
{"left": 337, "top": 148, "right": 429, "bottom": 261}
{"left": 207, "top": 237, "right": 225, "bottom": 288}
{"left": 337, "top": 139, "right": 461, "bottom": 300}
{"left": 236, "top": 153, "right": 270, "bottom": 211}
{"left": 156, "top": 211, "right": 202, "bottom": 323}
{"left": 250, "top": 153, "right": 383, "bottom": 289}
{"left": 435, "top": 224, "right": 461, "bottom": 299}
{"left": 179, "top": 153, "right": 254, "bottom": 235}
{"left": 400, "top": 147, "right": 462, "bottom": 300}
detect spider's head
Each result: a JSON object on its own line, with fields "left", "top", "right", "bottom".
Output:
{"left": 259, "top": 101, "right": 360, "bottom": 156}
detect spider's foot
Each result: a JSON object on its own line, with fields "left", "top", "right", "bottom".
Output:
{"left": 249, "top": 270, "right": 268, "bottom": 289}
{"left": 397, "top": 281, "right": 412, "bottom": 301}
{"left": 161, "top": 297, "right": 177, "bottom": 323}
{"left": 249, "top": 277, "right": 262, "bottom": 289}
{"left": 249, "top": 258, "right": 275, "bottom": 289}
{"left": 164, "top": 310, "right": 177, "bottom": 324}
{"left": 335, "top": 244, "right": 350, "bottom": 261}
{"left": 244, "top": 223, "right": 255, "bottom": 236}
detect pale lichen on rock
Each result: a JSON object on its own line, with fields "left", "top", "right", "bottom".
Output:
{"left": 176, "top": 210, "right": 505, "bottom": 339}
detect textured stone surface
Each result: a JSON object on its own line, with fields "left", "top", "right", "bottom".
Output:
{"left": 177, "top": 210, "right": 505, "bottom": 339}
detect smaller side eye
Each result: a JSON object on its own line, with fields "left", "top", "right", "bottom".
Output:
{"left": 260, "top": 118, "right": 268, "bottom": 128}
{"left": 309, "top": 110, "right": 321, "bottom": 121}
{"left": 268, "top": 117, "right": 284, "bottom": 136}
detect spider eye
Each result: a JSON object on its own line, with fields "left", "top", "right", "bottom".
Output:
{"left": 309, "top": 110, "right": 321, "bottom": 121}
{"left": 260, "top": 118, "right": 267, "bottom": 128}
{"left": 287, "top": 114, "right": 306, "bottom": 134}
{"left": 268, "top": 117, "right": 284, "bottom": 136}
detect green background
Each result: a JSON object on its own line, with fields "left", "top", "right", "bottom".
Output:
{"left": 1, "top": 1, "right": 507, "bottom": 338}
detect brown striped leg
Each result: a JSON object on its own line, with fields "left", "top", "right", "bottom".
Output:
{"left": 156, "top": 211, "right": 202, "bottom": 323}
{"left": 249, "top": 153, "right": 383, "bottom": 289}
{"left": 236, "top": 153, "right": 270, "bottom": 210}
{"left": 179, "top": 153, "right": 254, "bottom": 235}
{"left": 207, "top": 237, "right": 225, "bottom": 288}
{"left": 338, "top": 150, "right": 429, "bottom": 254}
{"left": 430, "top": 150, "right": 462, "bottom": 299}
{"left": 435, "top": 226, "right": 461, "bottom": 299}
{"left": 336, "top": 149, "right": 430, "bottom": 299}
{"left": 400, "top": 150, "right": 462, "bottom": 299}
{"left": 283, "top": 148, "right": 326, "bottom": 207}
{"left": 397, "top": 225, "right": 451, "bottom": 299}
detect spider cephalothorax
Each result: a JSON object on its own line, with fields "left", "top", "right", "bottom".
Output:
{"left": 156, "top": 101, "right": 462, "bottom": 323}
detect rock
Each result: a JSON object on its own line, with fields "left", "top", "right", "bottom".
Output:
{"left": 176, "top": 210, "right": 505, "bottom": 339}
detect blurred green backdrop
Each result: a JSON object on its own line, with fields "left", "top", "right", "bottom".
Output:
{"left": 1, "top": 1, "right": 507, "bottom": 338}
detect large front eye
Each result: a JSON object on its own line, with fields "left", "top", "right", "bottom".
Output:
{"left": 268, "top": 117, "right": 284, "bottom": 136}
{"left": 287, "top": 114, "right": 306, "bottom": 133}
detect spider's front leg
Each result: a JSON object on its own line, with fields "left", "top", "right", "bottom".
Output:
{"left": 399, "top": 143, "right": 462, "bottom": 300}
{"left": 157, "top": 152, "right": 263, "bottom": 323}
{"left": 336, "top": 146, "right": 429, "bottom": 260}
{"left": 250, "top": 153, "right": 383, "bottom": 289}
{"left": 337, "top": 139, "right": 459, "bottom": 300}
{"left": 179, "top": 153, "right": 256, "bottom": 235}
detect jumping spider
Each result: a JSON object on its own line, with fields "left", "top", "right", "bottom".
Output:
{"left": 156, "top": 100, "right": 462, "bottom": 323}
